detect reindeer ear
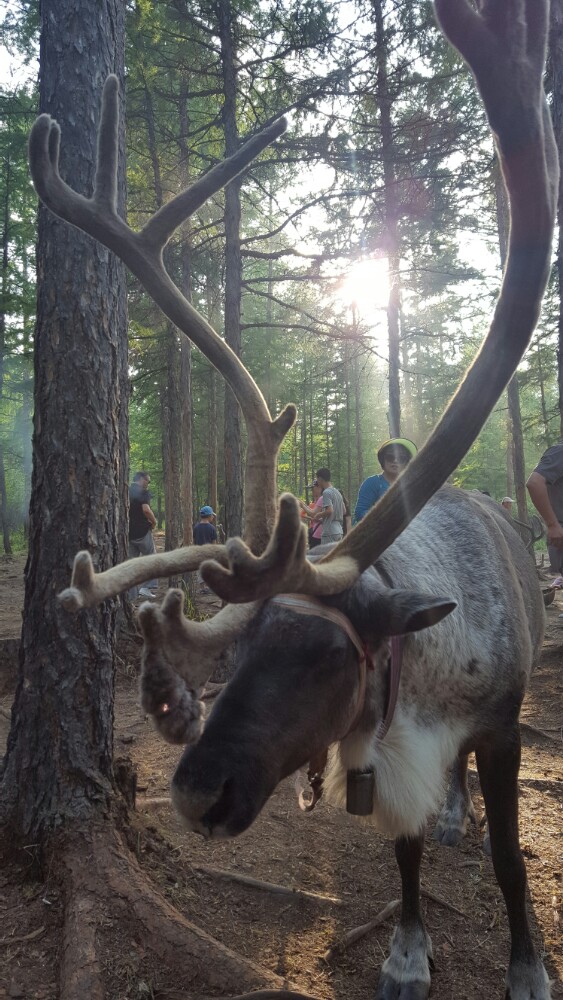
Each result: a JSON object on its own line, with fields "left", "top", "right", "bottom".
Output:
{"left": 345, "top": 587, "right": 457, "bottom": 640}
{"left": 379, "top": 591, "right": 457, "bottom": 636}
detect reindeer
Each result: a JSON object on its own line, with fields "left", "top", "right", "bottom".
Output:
{"left": 29, "top": 1, "right": 556, "bottom": 998}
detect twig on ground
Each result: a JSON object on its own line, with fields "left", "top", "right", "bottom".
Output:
{"left": 421, "top": 886, "right": 466, "bottom": 917}
{"left": 193, "top": 864, "right": 347, "bottom": 905}
{"left": 520, "top": 722, "right": 561, "bottom": 742}
{"left": 202, "top": 682, "right": 226, "bottom": 701}
{"left": 138, "top": 796, "right": 171, "bottom": 810}
{"left": 469, "top": 766, "right": 562, "bottom": 791}
{"left": 322, "top": 899, "right": 400, "bottom": 961}
{"left": 0, "top": 925, "right": 45, "bottom": 945}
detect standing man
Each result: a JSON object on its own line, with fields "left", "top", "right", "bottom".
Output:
{"left": 353, "top": 438, "right": 417, "bottom": 524}
{"left": 194, "top": 505, "right": 217, "bottom": 545}
{"left": 501, "top": 497, "right": 514, "bottom": 512}
{"left": 526, "top": 443, "right": 563, "bottom": 573}
{"left": 128, "top": 471, "right": 158, "bottom": 599}
{"left": 194, "top": 505, "right": 217, "bottom": 594}
{"left": 313, "top": 468, "right": 345, "bottom": 544}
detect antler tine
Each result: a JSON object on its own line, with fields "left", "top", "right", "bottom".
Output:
{"left": 58, "top": 545, "right": 229, "bottom": 611}
{"left": 29, "top": 76, "right": 287, "bottom": 261}
{"left": 138, "top": 590, "right": 260, "bottom": 745}
{"left": 141, "top": 115, "right": 288, "bottom": 254}
{"left": 201, "top": 495, "right": 359, "bottom": 603}
{"left": 94, "top": 74, "right": 119, "bottom": 212}
{"left": 139, "top": 588, "right": 260, "bottom": 685}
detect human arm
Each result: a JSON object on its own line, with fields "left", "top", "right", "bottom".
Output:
{"left": 353, "top": 477, "right": 383, "bottom": 525}
{"left": 526, "top": 470, "right": 563, "bottom": 548}
{"left": 313, "top": 502, "right": 333, "bottom": 523}
{"left": 142, "top": 502, "right": 157, "bottom": 530}
{"left": 297, "top": 498, "right": 314, "bottom": 521}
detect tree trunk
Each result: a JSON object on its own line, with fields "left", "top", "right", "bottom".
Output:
{"left": 550, "top": 0, "right": 563, "bottom": 435}
{"left": 536, "top": 343, "right": 550, "bottom": 437}
{"left": 353, "top": 347, "right": 364, "bottom": 487}
{"left": 163, "top": 324, "right": 185, "bottom": 575}
{"left": 0, "top": 149, "right": 12, "bottom": 554}
{"left": 178, "top": 77, "right": 194, "bottom": 555}
{"left": 344, "top": 340, "right": 352, "bottom": 503}
{"left": 373, "top": 0, "right": 401, "bottom": 436}
{"left": 494, "top": 156, "right": 527, "bottom": 522}
{"left": 218, "top": 0, "right": 244, "bottom": 539}
{"left": 0, "top": 0, "right": 127, "bottom": 837}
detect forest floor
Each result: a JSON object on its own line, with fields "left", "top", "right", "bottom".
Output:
{"left": 0, "top": 543, "right": 561, "bottom": 1000}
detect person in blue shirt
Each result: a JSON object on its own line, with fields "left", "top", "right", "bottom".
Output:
{"left": 353, "top": 438, "right": 417, "bottom": 524}
{"left": 194, "top": 505, "right": 218, "bottom": 545}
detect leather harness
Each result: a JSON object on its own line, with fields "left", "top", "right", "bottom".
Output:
{"left": 270, "top": 593, "right": 404, "bottom": 811}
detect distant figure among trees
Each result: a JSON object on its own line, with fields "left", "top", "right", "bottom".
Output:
{"left": 193, "top": 505, "right": 217, "bottom": 545}
{"left": 353, "top": 438, "right": 417, "bottom": 524}
{"left": 128, "top": 471, "right": 157, "bottom": 599}
{"left": 501, "top": 496, "right": 514, "bottom": 512}
{"left": 312, "top": 468, "right": 345, "bottom": 543}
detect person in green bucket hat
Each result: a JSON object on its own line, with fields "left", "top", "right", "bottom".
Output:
{"left": 352, "top": 437, "right": 417, "bottom": 524}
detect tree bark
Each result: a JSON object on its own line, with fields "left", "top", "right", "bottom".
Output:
{"left": 178, "top": 78, "right": 194, "bottom": 553}
{"left": 217, "top": 0, "right": 244, "bottom": 539}
{"left": 163, "top": 323, "right": 185, "bottom": 571}
{"left": 550, "top": 1, "right": 563, "bottom": 436}
{"left": 373, "top": 0, "right": 401, "bottom": 436}
{"left": 353, "top": 347, "right": 364, "bottom": 487}
{"left": 494, "top": 156, "right": 527, "bottom": 522}
{"left": 0, "top": 148, "right": 12, "bottom": 553}
{"left": 0, "top": 0, "right": 127, "bottom": 837}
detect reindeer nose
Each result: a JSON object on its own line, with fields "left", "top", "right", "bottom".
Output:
{"left": 171, "top": 762, "right": 223, "bottom": 825}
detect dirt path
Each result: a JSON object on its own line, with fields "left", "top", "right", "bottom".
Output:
{"left": 0, "top": 554, "right": 561, "bottom": 1000}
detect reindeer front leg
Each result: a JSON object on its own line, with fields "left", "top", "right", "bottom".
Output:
{"left": 376, "top": 833, "right": 433, "bottom": 1000}
{"left": 476, "top": 731, "right": 551, "bottom": 1000}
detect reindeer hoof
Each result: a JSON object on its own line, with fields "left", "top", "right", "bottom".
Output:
{"left": 505, "top": 957, "right": 551, "bottom": 999}
{"left": 375, "top": 973, "right": 430, "bottom": 999}
{"left": 376, "top": 925, "right": 432, "bottom": 1000}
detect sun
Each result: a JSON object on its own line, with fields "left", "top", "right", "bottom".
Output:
{"left": 336, "top": 257, "right": 391, "bottom": 319}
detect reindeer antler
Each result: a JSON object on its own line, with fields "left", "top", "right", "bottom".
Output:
{"left": 30, "top": 76, "right": 293, "bottom": 559}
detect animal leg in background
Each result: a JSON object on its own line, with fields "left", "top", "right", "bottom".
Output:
{"left": 375, "top": 833, "right": 433, "bottom": 1000}
{"left": 432, "top": 752, "right": 477, "bottom": 847}
{"left": 476, "top": 728, "right": 550, "bottom": 1000}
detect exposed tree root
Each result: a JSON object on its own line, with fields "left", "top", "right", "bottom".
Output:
{"left": 56, "top": 823, "right": 287, "bottom": 1000}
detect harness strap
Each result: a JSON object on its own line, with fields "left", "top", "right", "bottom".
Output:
{"left": 271, "top": 593, "right": 404, "bottom": 812}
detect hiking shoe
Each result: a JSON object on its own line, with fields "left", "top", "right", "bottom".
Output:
{"left": 139, "top": 587, "right": 157, "bottom": 599}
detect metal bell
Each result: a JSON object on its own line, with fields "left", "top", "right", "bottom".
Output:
{"left": 346, "top": 769, "right": 375, "bottom": 815}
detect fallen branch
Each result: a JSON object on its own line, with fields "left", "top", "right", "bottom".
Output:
{"left": 322, "top": 899, "right": 400, "bottom": 961}
{"left": 520, "top": 722, "right": 561, "bottom": 742}
{"left": 193, "top": 864, "right": 347, "bottom": 906}
{"left": 138, "top": 796, "right": 171, "bottom": 810}
{"left": 469, "top": 766, "right": 562, "bottom": 790}
{"left": 421, "top": 886, "right": 466, "bottom": 917}
{"left": 0, "top": 925, "right": 45, "bottom": 945}
{"left": 202, "top": 682, "right": 226, "bottom": 701}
